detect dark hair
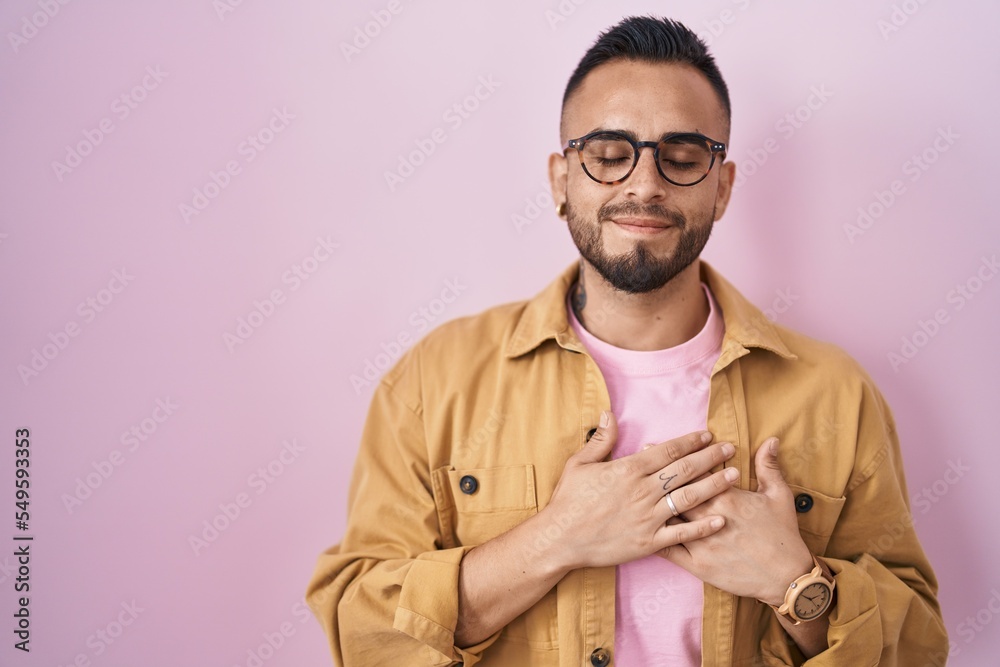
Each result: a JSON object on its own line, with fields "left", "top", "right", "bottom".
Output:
{"left": 561, "top": 15, "right": 731, "bottom": 137}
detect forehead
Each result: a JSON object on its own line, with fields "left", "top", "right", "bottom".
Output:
{"left": 563, "top": 59, "right": 726, "bottom": 140}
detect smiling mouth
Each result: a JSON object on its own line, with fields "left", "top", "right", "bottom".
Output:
{"left": 611, "top": 219, "right": 675, "bottom": 234}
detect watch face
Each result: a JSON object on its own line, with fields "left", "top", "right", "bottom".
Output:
{"left": 793, "top": 582, "right": 831, "bottom": 620}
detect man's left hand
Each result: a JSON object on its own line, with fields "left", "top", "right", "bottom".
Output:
{"left": 658, "top": 437, "right": 814, "bottom": 606}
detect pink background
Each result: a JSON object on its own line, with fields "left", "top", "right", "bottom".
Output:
{"left": 2, "top": 1, "right": 998, "bottom": 665}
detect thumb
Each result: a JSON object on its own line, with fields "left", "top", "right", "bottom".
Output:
{"left": 754, "top": 436, "right": 786, "bottom": 495}
{"left": 575, "top": 410, "right": 618, "bottom": 464}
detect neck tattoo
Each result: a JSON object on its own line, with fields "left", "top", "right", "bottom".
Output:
{"left": 572, "top": 260, "right": 587, "bottom": 319}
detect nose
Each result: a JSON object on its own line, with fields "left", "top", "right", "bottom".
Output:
{"left": 624, "top": 144, "right": 669, "bottom": 201}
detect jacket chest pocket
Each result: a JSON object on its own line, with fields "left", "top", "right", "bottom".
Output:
{"left": 431, "top": 464, "right": 539, "bottom": 548}
{"left": 786, "top": 483, "right": 847, "bottom": 555}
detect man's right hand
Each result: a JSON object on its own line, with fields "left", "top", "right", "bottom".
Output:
{"left": 534, "top": 409, "right": 737, "bottom": 574}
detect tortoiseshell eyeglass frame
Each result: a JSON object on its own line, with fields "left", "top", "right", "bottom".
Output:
{"left": 563, "top": 130, "right": 727, "bottom": 187}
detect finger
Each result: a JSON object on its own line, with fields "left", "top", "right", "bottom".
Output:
{"left": 632, "top": 429, "right": 713, "bottom": 475}
{"left": 657, "top": 467, "right": 738, "bottom": 522}
{"left": 573, "top": 410, "right": 618, "bottom": 464}
{"left": 683, "top": 470, "right": 714, "bottom": 485}
{"left": 654, "top": 515, "right": 725, "bottom": 563}
{"left": 754, "top": 436, "right": 786, "bottom": 495}
{"left": 657, "top": 542, "right": 690, "bottom": 565}
{"left": 648, "top": 441, "right": 735, "bottom": 495}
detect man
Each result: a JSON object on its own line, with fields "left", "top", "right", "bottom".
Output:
{"left": 306, "top": 15, "right": 948, "bottom": 667}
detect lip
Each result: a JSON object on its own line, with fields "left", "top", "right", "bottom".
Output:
{"left": 611, "top": 218, "right": 674, "bottom": 235}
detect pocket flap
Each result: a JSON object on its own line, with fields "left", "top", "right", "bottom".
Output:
{"left": 431, "top": 464, "right": 538, "bottom": 548}
{"left": 435, "top": 464, "right": 538, "bottom": 512}
{"left": 786, "top": 483, "right": 846, "bottom": 538}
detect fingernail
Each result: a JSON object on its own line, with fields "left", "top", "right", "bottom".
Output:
{"left": 710, "top": 517, "right": 724, "bottom": 529}
{"left": 721, "top": 442, "right": 735, "bottom": 457}
{"left": 599, "top": 411, "right": 609, "bottom": 428}
{"left": 724, "top": 468, "right": 739, "bottom": 482}
{"left": 701, "top": 431, "right": 713, "bottom": 443}
{"left": 769, "top": 438, "right": 779, "bottom": 454}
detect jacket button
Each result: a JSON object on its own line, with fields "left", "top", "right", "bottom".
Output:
{"left": 459, "top": 475, "right": 479, "bottom": 495}
{"left": 586, "top": 427, "right": 597, "bottom": 441}
{"left": 795, "top": 493, "right": 814, "bottom": 513}
{"left": 590, "top": 647, "right": 610, "bottom": 666}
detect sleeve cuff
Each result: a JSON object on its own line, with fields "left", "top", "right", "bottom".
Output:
{"left": 392, "top": 546, "right": 504, "bottom": 666}
{"left": 821, "top": 553, "right": 882, "bottom": 665}
{"left": 761, "top": 555, "right": 882, "bottom": 667}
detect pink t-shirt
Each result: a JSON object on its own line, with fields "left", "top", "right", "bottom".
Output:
{"left": 567, "top": 281, "right": 725, "bottom": 666}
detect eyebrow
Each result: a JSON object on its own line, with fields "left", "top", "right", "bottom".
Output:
{"left": 587, "top": 127, "right": 706, "bottom": 142}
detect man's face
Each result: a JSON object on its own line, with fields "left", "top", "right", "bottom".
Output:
{"left": 550, "top": 60, "right": 735, "bottom": 293}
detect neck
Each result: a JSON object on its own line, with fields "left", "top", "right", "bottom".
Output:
{"left": 570, "top": 258, "right": 710, "bottom": 351}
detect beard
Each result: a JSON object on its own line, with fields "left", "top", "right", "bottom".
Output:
{"left": 565, "top": 199, "right": 715, "bottom": 294}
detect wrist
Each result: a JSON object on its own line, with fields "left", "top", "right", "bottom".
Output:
{"left": 761, "top": 548, "right": 815, "bottom": 608}
{"left": 520, "top": 511, "right": 577, "bottom": 579}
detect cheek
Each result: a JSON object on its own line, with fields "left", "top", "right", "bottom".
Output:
{"left": 568, "top": 183, "right": 618, "bottom": 218}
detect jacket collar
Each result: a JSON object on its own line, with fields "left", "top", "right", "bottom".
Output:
{"left": 504, "top": 259, "right": 797, "bottom": 361}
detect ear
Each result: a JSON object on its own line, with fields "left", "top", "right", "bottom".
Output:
{"left": 548, "top": 151, "right": 568, "bottom": 218}
{"left": 712, "top": 160, "right": 736, "bottom": 221}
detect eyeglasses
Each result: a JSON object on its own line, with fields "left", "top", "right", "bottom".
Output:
{"left": 563, "top": 130, "right": 727, "bottom": 186}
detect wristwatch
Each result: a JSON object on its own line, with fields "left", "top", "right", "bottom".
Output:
{"left": 764, "top": 555, "right": 836, "bottom": 624}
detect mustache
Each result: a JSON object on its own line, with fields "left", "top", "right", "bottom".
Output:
{"left": 598, "top": 202, "right": 686, "bottom": 227}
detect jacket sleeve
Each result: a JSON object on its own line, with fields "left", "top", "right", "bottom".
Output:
{"left": 760, "top": 378, "right": 949, "bottom": 667}
{"left": 304, "top": 368, "right": 503, "bottom": 666}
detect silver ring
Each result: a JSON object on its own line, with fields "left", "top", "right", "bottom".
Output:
{"left": 665, "top": 492, "right": 680, "bottom": 517}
